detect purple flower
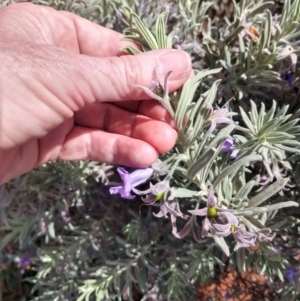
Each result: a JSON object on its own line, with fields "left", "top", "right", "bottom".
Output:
{"left": 116, "top": 10, "right": 122, "bottom": 22}
{"left": 284, "top": 267, "right": 298, "bottom": 283}
{"left": 232, "top": 227, "right": 257, "bottom": 250}
{"left": 17, "top": 254, "right": 31, "bottom": 275}
{"left": 282, "top": 72, "right": 294, "bottom": 85}
{"left": 171, "top": 215, "right": 202, "bottom": 242}
{"left": 271, "top": 14, "right": 281, "bottom": 36}
{"left": 109, "top": 167, "right": 153, "bottom": 199}
{"left": 142, "top": 181, "right": 169, "bottom": 203}
{"left": 221, "top": 138, "right": 234, "bottom": 153}
{"left": 141, "top": 4, "right": 148, "bottom": 14}
{"left": 276, "top": 46, "right": 297, "bottom": 72}
{"left": 207, "top": 107, "right": 232, "bottom": 135}
{"left": 225, "top": 291, "right": 232, "bottom": 299}
{"left": 220, "top": 138, "right": 239, "bottom": 159}
{"left": 256, "top": 228, "right": 275, "bottom": 242}
{"left": 140, "top": 180, "right": 171, "bottom": 217}
{"left": 274, "top": 246, "right": 281, "bottom": 253}
{"left": 135, "top": 1, "right": 148, "bottom": 14}
{"left": 210, "top": 211, "right": 239, "bottom": 237}
{"left": 188, "top": 187, "right": 238, "bottom": 237}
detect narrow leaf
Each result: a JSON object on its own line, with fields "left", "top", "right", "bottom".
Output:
{"left": 248, "top": 178, "right": 290, "bottom": 207}
{"left": 213, "top": 235, "right": 230, "bottom": 257}
{"left": 187, "top": 148, "right": 217, "bottom": 180}
{"left": 213, "top": 155, "right": 262, "bottom": 188}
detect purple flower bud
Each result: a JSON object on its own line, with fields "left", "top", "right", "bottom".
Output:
{"left": 220, "top": 138, "right": 240, "bottom": 159}
{"left": 109, "top": 167, "right": 153, "bottom": 199}
{"left": 284, "top": 267, "right": 298, "bottom": 283}
{"left": 141, "top": 4, "right": 148, "bottom": 14}
{"left": 220, "top": 138, "right": 234, "bottom": 153}
{"left": 116, "top": 10, "right": 122, "bottom": 22}
{"left": 282, "top": 72, "right": 294, "bottom": 85}
{"left": 18, "top": 254, "right": 31, "bottom": 275}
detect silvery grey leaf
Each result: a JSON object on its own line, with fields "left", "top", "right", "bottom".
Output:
{"left": 121, "top": 45, "right": 141, "bottom": 55}
{"left": 235, "top": 180, "right": 257, "bottom": 203}
{"left": 247, "top": 1, "right": 274, "bottom": 19}
{"left": 213, "top": 235, "right": 230, "bottom": 257}
{"left": 168, "top": 188, "right": 196, "bottom": 200}
{"left": 248, "top": 178, "right": 290, "bottom": 207}
{"left": 264, "top": 132, "right": 295, "bottom": 143}
{"left": 263, "top": 201, "right": 298, "bottom": 212}
{"left": 175, "top": 68, "right": 222, "bottom": 129}
{"left": 236, "top": 248, "right": 245, "bottom": 273}
{"left": 239, "top": 106, "right": 256, "bottom": 134}
{"left": 155, "top": 11, "right": 169, "bottom": 49}
{"left": 213, "top": 155, "right": 262, "bottom": 188}
{"left": 187, "top": 148, "right": 217, "bottom": 180}
{"left": 131, "top": 13, "right": 159, "bottom": 50}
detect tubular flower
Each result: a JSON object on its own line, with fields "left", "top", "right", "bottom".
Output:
{"left": 220, "top": 138, "right": 240, "bottom": 160}
{"left": 109, "top": 167, "right": 153, "bottom": 199}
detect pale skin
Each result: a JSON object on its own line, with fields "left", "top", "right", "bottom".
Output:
{"left": 0, "top": 3, "right": 192, "bottom": 184}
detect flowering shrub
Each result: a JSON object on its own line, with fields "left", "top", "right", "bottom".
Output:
{"left": 1, "top": 0, "right": 300, "bottom": 300}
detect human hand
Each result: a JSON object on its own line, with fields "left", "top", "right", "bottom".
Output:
{"left": 0, "top": 3, "right": 192, "bottom": 184}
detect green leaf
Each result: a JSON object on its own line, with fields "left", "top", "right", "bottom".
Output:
{"left": 166, "top": 31, "right": 176, "bottom": 48}
{"left": 248, "top": 178, "right": 290, "bottom": 207}
{"left": 250, "top": 100, "right": 258, "bottom": 126}
{"left": 168, "top": 187, "right": 196, "bottom": 200}
{"left": 239, "top": 106, "right": 256, "bottom": 134}
{"left": 155, "top": 12, "right": 169, "bottom": 49}
{"left": 258, "top": 117, "right": 285, "bottom": 137}
{"left": 187, "top": 148, "right": 217, "bottom": 180}
{"left": 213, "top": 235, "right": 230, "bottom": 257}
{"left": 263, "top": 201, "right": 298, "bottom": 212}
{"left": 0, "top": 227, "right": 21, "bottom": 250}
{"left": 264, "top": 132, "right": 295, "bottom": 143}
{"left": 247, "top": 1, "right": 274, "bottom": 19}
{"left": 236, "top": 248, "right": 245, "bottom": 273}
{"left": 175, "top": 68, "right": 222, "bottom": 129}
{"left": 224, "top": 26, "right": 244, "bottom": 44}
{"left": 275, "top": 144, "right": 300, "bottom": 153}
{"left": 130, "top": 13, "right": 159, "bottom": 50}
{"left": 121, "top": 45, "right": 141, "bottom": 55}
{"left": 213, "top": 155, "right": 262, "bottom": 188}
{"left": 280, "top": 0, "right": 290, "bottom": 28}
{"left": 262, "top": 10, "right": 272, "bottom": 49}
{"left": 235, "top": 180, "right": 257, "bottom": 203}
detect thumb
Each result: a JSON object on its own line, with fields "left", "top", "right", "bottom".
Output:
{"left": 76, "top": 49, "right": 192, "bottom": 104}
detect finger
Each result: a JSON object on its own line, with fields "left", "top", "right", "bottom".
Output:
{"left": 58, "top": 127, "right": 161, "bottom": 167}
{"left": 18, "top": 48, "right": 191, "bottom": 112}
{"left": 0, "top": 3, "right": 139, "bottom": 57}
{"left": 75, "top": 49, "right": 191, "bottom": 104}
{"left": 74, "top": 103, "right": 177, "bottom": 153}
{"left": 112, "top": 100, "right": 175, "bottom": 127}
{"left": 60, "top": 10, "right": 141, "bottom": 56}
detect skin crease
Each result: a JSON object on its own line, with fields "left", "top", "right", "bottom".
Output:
{"left": 0, "top": 3, "right": 193, "bottom": 184}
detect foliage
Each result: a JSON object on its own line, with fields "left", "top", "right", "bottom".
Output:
{"left": 1, "top": 0, "right": 300, "bottom": 300}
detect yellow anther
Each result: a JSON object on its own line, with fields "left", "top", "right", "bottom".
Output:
{"left": 207, "top": 206, "right": 218, "bottom": 218}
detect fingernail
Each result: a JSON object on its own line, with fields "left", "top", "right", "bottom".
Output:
{"left": 158, "top": 50, "right": 191, "bottom": 83}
